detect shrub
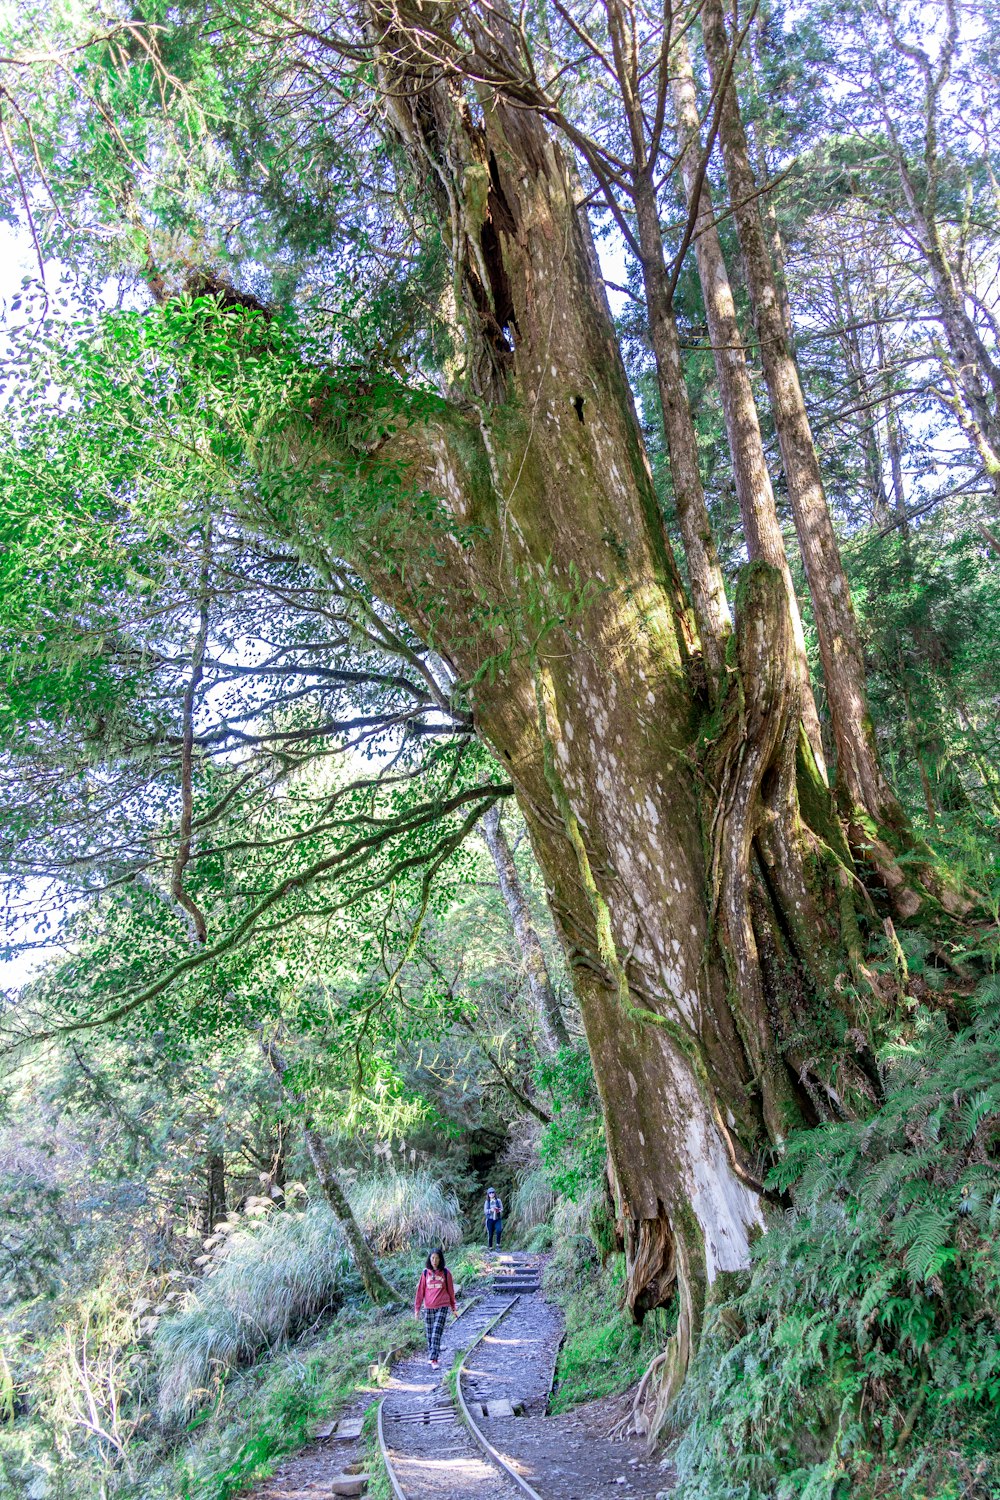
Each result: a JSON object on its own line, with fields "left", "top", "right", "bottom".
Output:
{"left": 156, "top": 1204, "right": 349, "bottom": 1419}
{"left": 348, "top": 1169, "right": 462, "bottom": 1253}
{"left": 672, "top": 994, "right": 1000, "bottom": 1500}
{"left": 535, "top": 1045, "right": 605, "bottom": 1200}
{"left": 549, "top": 1254, "right": 670, "bottom": 1413}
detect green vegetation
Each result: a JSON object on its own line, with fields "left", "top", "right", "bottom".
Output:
{"left": 673, "top": 986, "right": 1000, "bottom": 1498}
{"left": 1, "top": 0, "right": 1000, "bottom": 1492}
{"left": 548, "top": 1254, "right": 672, "bottom": 1415}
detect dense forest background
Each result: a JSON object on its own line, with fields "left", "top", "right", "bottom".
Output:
{"left": 1, "top": 0, "right": 999, "bottom": 1496}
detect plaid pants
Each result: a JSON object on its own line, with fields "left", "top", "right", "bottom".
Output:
{"left": 424, "top": 1306, "right": 449, "bottom": 1360}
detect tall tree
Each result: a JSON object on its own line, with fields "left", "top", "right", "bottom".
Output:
{"left": 699, "top": 0, "right": 957, "bottom": 912}
{"left": 0, "top": 0, "right": 981, "bottom": 1402}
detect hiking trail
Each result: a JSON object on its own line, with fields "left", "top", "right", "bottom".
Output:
{"left": 254, "top": 1252, "right": 674, "bottom": 1500}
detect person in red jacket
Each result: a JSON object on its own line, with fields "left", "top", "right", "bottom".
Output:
{"left": 413, "top": 1247, "right": 457, "bottom": 1369}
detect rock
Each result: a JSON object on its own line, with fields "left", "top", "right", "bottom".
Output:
{"left": 314, "top": 1420, "right": 337, "bottom": 1439}
{"left": 485, "top": 1398, "right": 516, "bottom": 1418}
{"left": 334, "top": 1417, "right": 365, "bottom": 1440}
{"left": 328, "top": 1476, "right": 368, "bottom": 1496}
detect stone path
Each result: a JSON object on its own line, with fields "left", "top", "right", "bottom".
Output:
{"left": 459, "top": 1287, "right": 672, "bottom": 1500}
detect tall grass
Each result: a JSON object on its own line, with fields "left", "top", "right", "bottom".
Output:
{"left": 511, "top": 1168, "right": 555, "bottom": 1228}
{"left": 348, "top": 1169, "right": 462, "bottom": 1253}
{"left": 156, "top": 1171, "right": 460, "bottom": 1419}
{"left": 156, "top": 1205, "right": 349, "bottom": 1419}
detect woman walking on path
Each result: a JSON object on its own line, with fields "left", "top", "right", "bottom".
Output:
{"left": 413, "top": 1247, "right": 457, "bottom": 1370}
{"left": 483, "top": 1187, "right": 504, "bottom": 1250}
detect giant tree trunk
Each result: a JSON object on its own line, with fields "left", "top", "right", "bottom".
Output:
{"left": 301, "top": 20, "right": 884, "bottom": 1381}
{"left": 699, "top": 0, "right": 939, "bottom": 912}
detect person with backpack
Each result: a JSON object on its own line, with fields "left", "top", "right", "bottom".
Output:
{"left": 483, "top": 1187, "right": 504, "bottom": 1250}
{"left": 413, "top": 1246, "right": 457, "bottom": 1370}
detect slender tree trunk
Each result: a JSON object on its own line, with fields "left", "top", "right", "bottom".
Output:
{"left": 833, "top": 261, "right": 891, "bottom": 525}
{"left": 669, "top": 36, "right": 827, "bottom": 776}
{"left": 630, "top": 172, "right": 733, "bottom": 696}
{"left": 269, "top": 1124, "right": 288, "bottom": 1194}
{"left": 205, "top": 1151, "right": 226, "bottom": 1234}
{"left": 934, "top": 339, "right": 1000, "bottom": 505}
{"left": 261, "top": 1036, "right": 400, "bottom": 1305}
{"left": 302, "top": 1125, "right": 400, "bottom": 1306}
{"left": 592, "top": 0, "right": 731, "bottom": 697}
{"left": 874, "top": 312, "right": 910, "bottom": 531}
{"left": 909, "top": 207, "right": 1000, "bottom": 477}
{"left": 746, "top": 21, "right": 796, "bottom": 348}
{"left": 700, "top": 0, "right": 954, "bottom": 913}
{"left": 482, "top": 803, "right": 570, "bottom": 1050}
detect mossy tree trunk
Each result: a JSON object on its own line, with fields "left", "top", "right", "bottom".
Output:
{"left": 290, "top": 17, "right": 907, "bottom": 1392}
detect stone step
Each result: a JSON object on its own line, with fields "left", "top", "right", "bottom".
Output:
{"left": 314, "top": 1415, "right": 365, "bottom": 1441}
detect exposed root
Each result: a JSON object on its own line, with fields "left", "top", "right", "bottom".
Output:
{"left": 608, "top": 1350, "right": 667, "bottom": 1441}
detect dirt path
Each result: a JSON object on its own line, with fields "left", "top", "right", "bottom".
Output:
{"left": 459, "top": 1274, "right": 673, "bottom": 1500}
{"left": 253, "top": 1251, "right": 674, "bottom": 1500}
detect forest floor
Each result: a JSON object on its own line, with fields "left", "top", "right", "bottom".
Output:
{"left": 252, "top": 1252, "right": 674, "bottom": 1500}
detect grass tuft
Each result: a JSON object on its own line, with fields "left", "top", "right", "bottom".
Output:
{"left": 156, "top": 1203, "right": 349, "bottom": 1418}
{"left": 348, "top": 1168, "right": 462, "bottom": 1254}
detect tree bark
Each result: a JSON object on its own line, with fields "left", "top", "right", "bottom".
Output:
{"left": 325, "top": 23, "right": 887, "bottom": 1380}
{"left": 359, "top": 34, "right": 768, "bottom": 1340}
{"left": 874, "top": 310, "right": 910, "bottom": 532}
{"left": 669, "top": 36, "right": 827, "bottom": 776}
{"left": 302, "top": 1125, "right": 400, "bottom": 1307}
{"left": 889, "top": 167, "right": 1000, "bottom": 491}
{"left": 481, "top": 803, "right": 570, "bottom": 1050}
{"left": 205, "top": 1151, "right": 226, "bottom": 1234}
{"left": 699, "top": 0, "right": 953, "bottom": 913}
{"left": 629, "top": 171, "right": 733, "bottom": 697}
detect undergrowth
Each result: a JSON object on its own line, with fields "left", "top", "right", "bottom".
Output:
{"left": 168, "top": 1299, "right": 423, "bottom": 1500}
{"left": 672, "top": 991, "right": 1000, "bottom": 1500}
{"left": 156, "top": 1202, "right": 351, "bottom": 1419}
{"left": 547, "top": 1241, "right": 671, "bottom": 1414}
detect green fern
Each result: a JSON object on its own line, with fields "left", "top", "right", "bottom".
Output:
{"left": 672, "top": 989, "right": 1000, "bottom": 1500}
